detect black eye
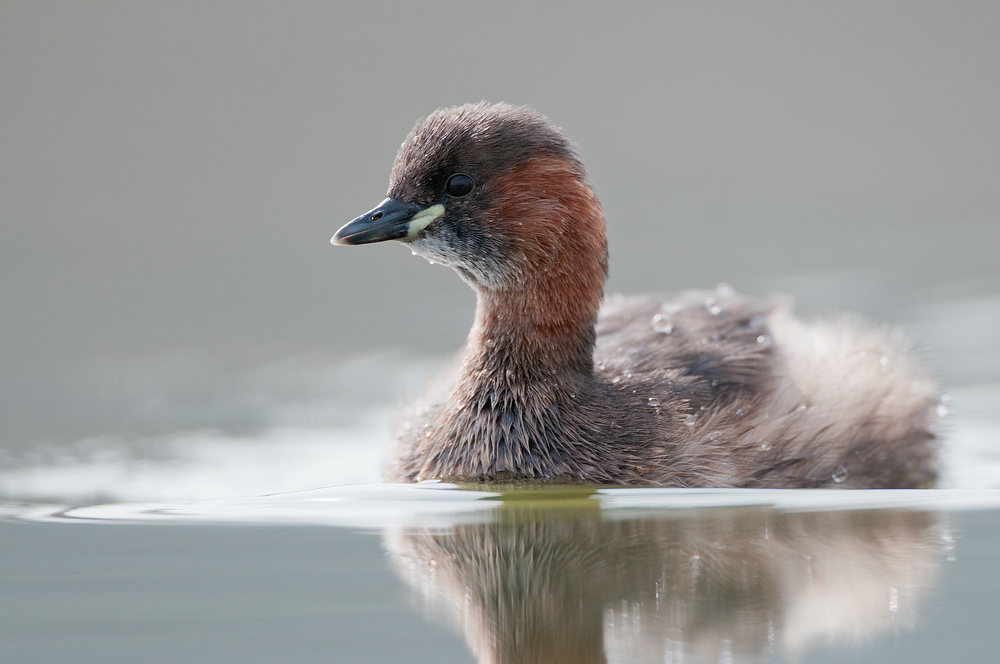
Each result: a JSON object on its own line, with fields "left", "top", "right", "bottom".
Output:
{"left": 444, "top": 173, "right": 474, "bottom": 197}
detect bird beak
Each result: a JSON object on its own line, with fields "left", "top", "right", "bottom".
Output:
{"left": 332, "top": 198, "right": 445, "bottom": 246}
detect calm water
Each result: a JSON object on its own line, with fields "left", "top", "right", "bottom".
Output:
{"left": 3, "top": 486, "right": 1000, "bottom": 663}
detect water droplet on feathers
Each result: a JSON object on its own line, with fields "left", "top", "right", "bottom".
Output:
{"left": 832, "top": 466, "right": 849, "bottom": 483}
{"left": 651, "top": 313, "right": 674, "bottom": 334}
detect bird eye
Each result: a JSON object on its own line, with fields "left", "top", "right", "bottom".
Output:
{"left": 444, "top": 173, "right": 475, "bottom": 198}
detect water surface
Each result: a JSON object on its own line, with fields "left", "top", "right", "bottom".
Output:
{"left": 5, "top": 486, "right": 1000, "bottom": 663}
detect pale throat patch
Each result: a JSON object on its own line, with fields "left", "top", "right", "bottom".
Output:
{"left": 405, "top": 204, "right": 445, "bottom": 239}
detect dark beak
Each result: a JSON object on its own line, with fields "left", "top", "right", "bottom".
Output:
{"left": 332, "top": 198, "right": 440, "bottom": 246}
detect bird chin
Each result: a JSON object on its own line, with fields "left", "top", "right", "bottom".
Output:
{"left": 407, "top": 237, "right": 519, "bottom": 291}
{"left": 405, "top": 237, "right": 453, "bottom": 268}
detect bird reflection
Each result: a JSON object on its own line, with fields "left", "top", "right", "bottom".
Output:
{"left": 385, "top": 496, "right": 946, "bottom": 663}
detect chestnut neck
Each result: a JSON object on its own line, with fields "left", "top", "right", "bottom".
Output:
{"left": 461, "top": 157, "right": 607, "bottom": 387}
{"left": 466, "top": 283, "right": 598, "bottom": 382}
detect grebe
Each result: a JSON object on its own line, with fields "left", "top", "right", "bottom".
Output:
{"left": 333, "top": 102, "right": 939, "bottom": 488}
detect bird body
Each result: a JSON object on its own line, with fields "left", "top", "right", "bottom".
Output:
{"left": 334, "top": 102, "right": 939, "bottom": 488}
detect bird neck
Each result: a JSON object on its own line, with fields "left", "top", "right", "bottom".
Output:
{"left": 466, "top": 284, "right": 599, "bottom": 382}
{"left": 463, "top": 158, "right": 608, "bottom": 390}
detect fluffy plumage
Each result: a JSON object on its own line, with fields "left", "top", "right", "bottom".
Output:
{"left": 340, "top": 102, "right": 941, "bottom": 488}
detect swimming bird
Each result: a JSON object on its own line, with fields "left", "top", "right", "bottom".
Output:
{"left": 333, "top": 102, "right": 940, "bottom": 488}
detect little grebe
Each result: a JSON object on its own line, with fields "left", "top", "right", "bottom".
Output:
{"left": 333, "top": 102, "right": 939, "bottom": 488}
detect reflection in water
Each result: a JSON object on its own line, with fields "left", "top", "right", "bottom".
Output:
{"left": 386, "top": 498, "right": 946, "bottom": 663}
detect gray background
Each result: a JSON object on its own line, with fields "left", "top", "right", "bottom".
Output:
{"left": 2, "top": 1, "right": 999, "bottom": 449}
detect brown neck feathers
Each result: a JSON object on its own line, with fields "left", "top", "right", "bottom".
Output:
{"left": 468, "top": 156, "right": 607, "bottom": 379}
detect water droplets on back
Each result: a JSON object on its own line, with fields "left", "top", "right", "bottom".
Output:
{"left": 651, "top": 301, "right": 682, "bottom": 335}
{"left": 936, "top": 393, "right": 951, "bottom": 418}
{"left": 651, "top": 313, "right": 674, "bottom": 335}
{"left": 832, "top": 466, "right": 849, "bottom": 483}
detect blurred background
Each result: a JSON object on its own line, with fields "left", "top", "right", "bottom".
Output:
{"left": 2, "top": 1, "right": 998, "bottom": 503}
